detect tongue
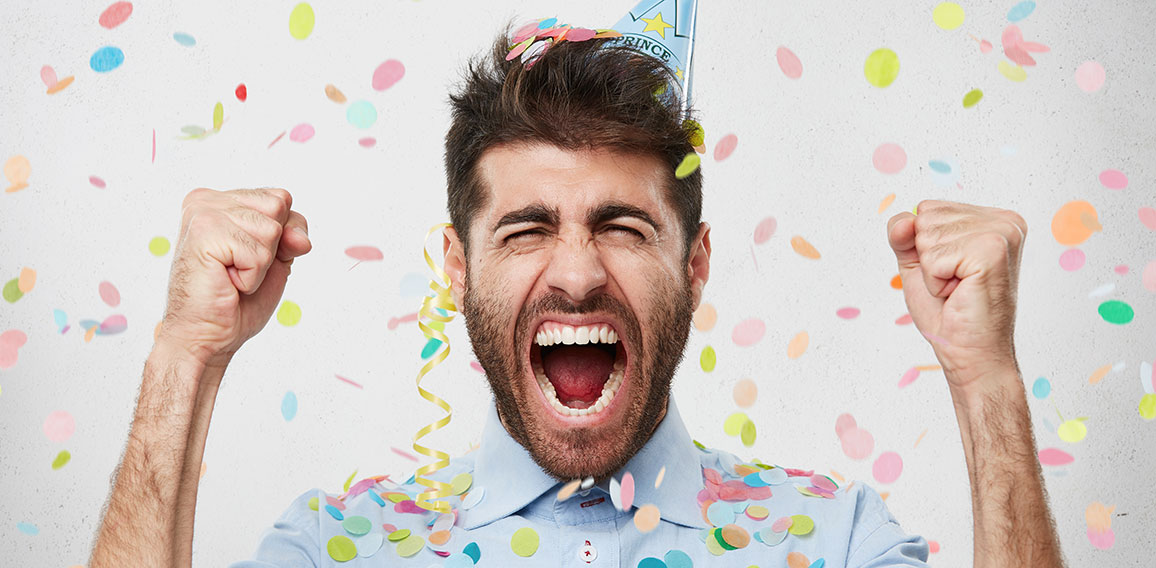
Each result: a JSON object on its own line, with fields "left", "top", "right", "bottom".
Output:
{"left": 542, "top": 345, "right": 614, "bottom": 406}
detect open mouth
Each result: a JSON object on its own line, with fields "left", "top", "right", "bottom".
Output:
{"left": 529, "top": 321, "right": 628, "bottom": 418}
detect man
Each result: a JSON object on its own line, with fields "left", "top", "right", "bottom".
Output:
{"left": 90, "top": 17, "right": 1066, "bottom": 568}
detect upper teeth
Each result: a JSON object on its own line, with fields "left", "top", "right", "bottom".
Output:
{"left": 535, "top": 324, "right": 617, "bottom": 347}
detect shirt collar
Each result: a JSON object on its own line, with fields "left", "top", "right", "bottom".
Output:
{"left": 463, "top": 395, "right": 708, "bottom": 530}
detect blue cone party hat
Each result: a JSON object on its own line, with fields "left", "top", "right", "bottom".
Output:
{"left": 506, "top": 0, "right": 699, "bottom": 108}
{"left": 610, "top": 0, "right": 699, "bottom": 108}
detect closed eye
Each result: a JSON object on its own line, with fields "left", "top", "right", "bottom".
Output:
{"left": 606, "top": 225, "right": 643, "bottom": 237}
{"left": 506, "top": 229, "right": 546, "bottom": 241}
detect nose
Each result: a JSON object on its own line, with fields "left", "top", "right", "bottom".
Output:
{"left": 543, "top": 229, "right": 608, "bottom": 303}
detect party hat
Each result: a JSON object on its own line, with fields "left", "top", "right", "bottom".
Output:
{"left": 610, "top": 0, "right": 699, "bottom": 106}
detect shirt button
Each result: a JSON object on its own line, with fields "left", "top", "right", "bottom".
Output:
{"left": 579, "top": 540, "right": 597, "bottom": 563}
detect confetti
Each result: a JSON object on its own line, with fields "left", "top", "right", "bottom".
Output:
{"left": 346, "top": 100, "right": 377, "bottom": 129}
{"left": 872, "top": 451, "right": 903, "bottom": 483}
{"left": 1138, "top": 208, "right": 1156, "bottom": 231}
{"left": 289, "top": 123, "right": 314, "bottom": 143}
{"left": 289, "top": 3, "right": 315, "bottom": 40}
{"left": 40, "top": 65, "right": 74, "bottom": 94}
{"left": 1099, "top": 169, "right": 1128, "bottom": 190}
{"left": 841, "top": 427, "right": 874, "bottom": 460}
{"left": 693, "top": 303, "right": 717, "bottom": 331}
{"left": 732, "top": 379, "right": 757, "bottom": 408}
{"left": 1051, "top": 201, "right": 1099, "bottom": 246}
{"left": 740, "top": 419, "right": 756, "bottom": 447}
{"left": 43, "top": 410, "right": 75, "bottom": 442}
{"left": 1007, "top": 1, "right": 1036, "bottom": 22}
{"left": 1085, "top": 501, "right": 1115, "bottom": 550}
{"left": 864, "top": 48, "right": 900, "bottom": 88}
{"left": 1059, "top": 249, "right": 1085, "bottom": 271}
{"left": 396, "top": 533, "right": 425, "bottom": 557}
{"left": 790, "top": 236, "right": 820, "bottom": 259}
{"left": 962, "top": 89, "right": 983, "bottom": 108}
{"left": 700, "top": 345, "right": 716, "bottom": 372}
{"left": 787, "top": 331, "right": 809, "bottom": 359}
{"left": 327, "top": 535, "right": 356, "bottom": 561}
{"left": 1038, "top": 447, "right": 1074, "bottom": 466}
{"left": 998, "top": 61, "right": 1027, "bottom": 82}
{"left": 4, "top": 155, "right": 31, "bottom": 192}
{"left": 1139, "top": 394, "right": 1156, "bottom": 420}
{"left": 16, "top": 522, "right": 38, "bottom": 536}
{"left": 359, "top": 137, "right": 376, "bottom": 148}
{"left": 835, "top": 307, "right": 860, "bottom": 319}
{"left": 723, "top": 413, "right": 749, "bottom": 436}
{"left": 235, "top": 84, "right": 247, "bottom": 101}
{"left": 1097, "top": 300, "right": 1133, "bottom": 324}
{"left": 932, "top": 3, "right": 964, "bottom": 30}
{"left": 731, "top": 319, "right": 765, "bottom": 346}
{"left": 510, "top": 527, "right": 539, "bottom": 557}
{"left": 713, "top": 134, "right": 738, "bottom": 161}
{"left": 1032, "top": 377, "right": 1051, "bottom": 398}
{"left": 373, "top": 59, "right": 406, "bottom": 91}
{"left": 52, "top": 450, "right": 71, "bottom": 470}
{"left": 99, "top": 2, "right": 133, "bottom": 29}
{"left": 675, "top": 153, "right": 701, "bottom": 179}
{"left": 634, "top": 504, "right": 661, "bottom": 532}
{"left": 752, "top": 217, "right": 776, "bottom": 244}
{"left": 898, "top": 366, "right": 920, "bottom": 388}
{"left": 281, "top": 391, "right": 297, "bottom": 421}
{"left": 90, "top": 46, "right": 125, "bottom": 73}
{"left": 173, "top": 32, "right": 196, "bottom": 46}
{"left": 1057, "top": 419, "right": 1087, "bottom": 443}
{"left": 1075, "top": 61, "right": 1106, "bottom": 93}
{"left": 776, "top": 46, "right": 803, "bottom": 79}
{"left": 276, "top": 300, "right": 302, "bottom": 326}
{"left": 872, "top": 143, "right": 906, "bottom": 174}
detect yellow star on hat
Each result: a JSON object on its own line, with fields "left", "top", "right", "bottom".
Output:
{"left": 640, "top": 12, "right": 674, "bottom": 38}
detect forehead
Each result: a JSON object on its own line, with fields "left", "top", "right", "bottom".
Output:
{"left": 473, "top": 142, "right": 672, "bottom": 226}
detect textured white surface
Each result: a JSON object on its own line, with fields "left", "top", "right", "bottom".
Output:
{"left": 1, "top": 1, "right": 1153, "bottom": 566}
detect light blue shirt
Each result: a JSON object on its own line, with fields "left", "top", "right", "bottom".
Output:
{"left": 231, "top": 397, "right": 929, "bottom": 567}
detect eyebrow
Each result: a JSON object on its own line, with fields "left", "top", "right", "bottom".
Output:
{"left": 491, "top": 200, "right": 662, "bottom": 235}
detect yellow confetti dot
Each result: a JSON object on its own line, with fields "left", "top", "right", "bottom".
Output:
{"left": 788, "top": 514, "right": 814, "bottom": 535}
{"left": 396, "top": 533, "right": 424, "bottom": 557}
{"left": 343, "top": 469, "right": 357, "bottom": 492}
{"left": 724, "top": 412, "right": 749, "bottom": 436}
{"left": 740, "top": 419, "right": 757, "bottom": 447}
{"left": 675, "top": 153, "right": 701, "bottom": 179}
{"left": 51, "top": 450, "right": 71, "bottom": 470}
{"left": 700, "top": 345, "right": 716, "bottom": 372}
{"left": 998, "top": 61, "right": 1027, "bottom": 82}
{"left": 1139, "top": 393, "right": 1156, "bottom": 420}
{"left": 451, "top": 472, "right": 473, "bottom": 495}
{"left": 148, "top": 236, "right": 171, "bottom": 256}
{"left": 962, "top": 89, "right": 983, "bottom": 108}
{"left": 1057, "top": 419, "right": 1088, "bottom": 443}
{"left": 308, "top": 497, "right": 319, "bottom": 511}
{"left": 790, "top": 236, "right": 821, "bottom": 259}
{"left": 510, "top": 527, "right": 539, "bottom": 557}
{"left": 213, "top": 102, "right": 224, "bottom": 131}
{"left": 684, "top": 119, "right": 705, "bottom": 146}
{"left": 864, "top": 48, "right": 900, "bottom": 88}
{"left": 288, "top": 3, "right": 315, "bottom": 40}
{"left": 932, "top": 3, "right": 965, "bottom": 30}
{"left": 277, "top": 300, "right": 302, "bottom": 326}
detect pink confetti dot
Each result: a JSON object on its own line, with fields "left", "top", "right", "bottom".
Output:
{"left": 872, "top": 143, "right": 907, "bottom": 174}
{"left": 731, "top": 318, "right": 766, "bottom": 347}
{"left": 1139, "top": 207, "right": 1156, "bottom": 230}
{"left": 99, "top": 1, "right": 133, "bottom": 29}
{"left": 872, "top": 451, "right": 903, "bottom": 484}
{"left": 1087, "top": 528, "right": 1115, "bottom": 550}
{"left": 1142, "top": 260, "right": 1156, "bottom": 293}
{"left": 753, "top": 217, "right": 777, "bottom": 244}
{"left": 1059, "top": 248, "right": 1085, "bottom": 271}
{"left": 897, "top": 366, "right": 920, "bottom": 388}
{"left": 372, "top": 59, "right": 405, "bottom": 91}
{"left": 98, "top": 281, "right": 121, "bottom": 307}
{"left": 713, "top": 133, "right": 738, "bottom": 161}
{"left": 1099, "top": 169, "right": 1128, "bottom": 190}
{"left": 89, "top": 175, "right": 106, "bottom": 188}
{"left": 358, "top": 137, "right": 376, "bottom": 148}
{"left": 289, "top": 123, "right": 314, "bottom": 143}
{"left": 619, "top": 472, "right": 635, "bottom": 511}
{"left": 43, "top": 410, "right": 75, "bottom": 442}
{"left": 1038, "top": 447, "right": 1074, "bottom": 466}
{"left": 775, "top": 46, "right": 803, "bottom": 79}
{"left": 1075, "top": 61, "right": 1106, "bottom": 93}
{"left": 1114, "top": 264, "right": 1129, "bottom": 275}
{"left": 929, "top": 541, "right": 940, "bottom": 553}
{"left": 840, "top": 427, "right": 874, "bottom": 460}
{"left": 835, "top": 307, "right": 860, "bottom": 319}
{"left": 894, "top": 313, "right": 913, "bottom": 325}
{"left": 469, "top": 361, "right": 484, "bottom": 373}
{"left": 835, "top": 413, "right": 857, "bottom": 437}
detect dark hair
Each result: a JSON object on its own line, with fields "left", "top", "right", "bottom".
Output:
{"left": 444, "top": 20, "right": 704, "bottom": 263}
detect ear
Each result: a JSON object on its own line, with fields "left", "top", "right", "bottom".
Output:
{"left": 686, "top": 221, "right": 711, "bottom": 311}
{"left": 442, "top": 225, "right": 468, "bottom": 309}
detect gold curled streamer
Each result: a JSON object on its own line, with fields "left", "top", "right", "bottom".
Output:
{"left": 412, "top": 222, "right": 457, "bottom": 514}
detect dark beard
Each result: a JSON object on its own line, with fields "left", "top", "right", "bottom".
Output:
{"left": 460, "top": 268, "right": 695, "bottom": 482}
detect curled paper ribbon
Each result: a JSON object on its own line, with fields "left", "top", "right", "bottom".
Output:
{"left": 412, "top": 222, "right": 457, "bottom": 513}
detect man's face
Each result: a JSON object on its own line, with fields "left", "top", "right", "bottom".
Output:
{"left": 444, "top": 142, "right": 710, "bottom": 482}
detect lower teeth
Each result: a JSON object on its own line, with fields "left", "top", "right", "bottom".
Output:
{"left": 535, "top": 368, "right": 623, "bottom": 417}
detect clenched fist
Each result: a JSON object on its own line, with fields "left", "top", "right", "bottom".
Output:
{"left": 156, "top": 187, "right": 312, "bottom": 370}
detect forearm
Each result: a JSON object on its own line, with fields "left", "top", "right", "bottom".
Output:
{"left": 90, "top": 343, "right": 226, "bottom": 567}
{"left": 948, "top": 366, "right": 1065, "bottom": 567}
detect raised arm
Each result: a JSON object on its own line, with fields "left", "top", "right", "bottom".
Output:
{"left": 90, "top": 187, "right": 312, "bottom": 567}
{"left": 886, "top": 200, "right": 1064, "bottom": 567}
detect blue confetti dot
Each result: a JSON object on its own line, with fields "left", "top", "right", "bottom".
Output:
{"left": 444, "top": 553, "right": 474, "bottom": 568}
{"left": 346, "top": 100, "right": 377, "bottom": 129}
{"left": 16, "top": 522, "right": 39, "bottom": 536}
{"left": 809, "top": 559, "right": 827, "bottom": 568}
{"left": 325, "top": 504, "right": 344, "bottom": 520}
{"left": 928, "top": 160, "right": 951, "bottom": 174}
{"left": 538, "top": 17, "right": 557, "bottom": 29}
{"left": 638, "top": 558, "right": 666, "bottom": 568}
{"left": 664, "top": 549, "right": 693, "bottom": 568}
{"left": 421, "top": 337, "right": 442, "bottom": 359}
{"left": 463, "top": 541, "right": 481, "bottom": 563}
{"left": 281, "top": 391, "right": 298, "bottom": 421}
{"left": 1032, "top": 377, "right": 1051, "bottom": 399}
{"left": 368, "top": 491, "right": 386, "bottom": 506}
{"left": 173, "top": 32, "right": 196, "bottom": 46}
{"left": 1007, "top": 1, "right": 1036, "bottom": 22}
{"left": 90, "top": 46, "right": 125, "bottom": 72}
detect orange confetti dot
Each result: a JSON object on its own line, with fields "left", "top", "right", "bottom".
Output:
{"left": 880, "top": 491, "right": 890, "bottom": 500}
{"left": 325, "top": 84, "right": 347, "bottom": 104}
{"left": 787, "top": 331, "right": 809, "bottom": 359}
{"left": 720, "top": 524, "right": 751, "bottom": 548}
{"left": 1051, "top": 200, "right": 1099, "bottom": 246}
{"left": 634, "top": 504, "right": 661, "bottom": 532}
{"left": 790, "top": 236, "right": 821, "bottom": 259}
{"left": 428, "top": 530, "right": 451, "bottom": 545}
{"left": 693, "top": 303, "right": 717, "bottom": 332}
{"left": 1088, "top": 364, "right": 1112, "bottom": 385}
{"left": 787, "top": 551, "right": 811, "bottom": 568}
{"left": 18, "top": 267, "right": 36, "bottom": 293}
{"left": 878, "top": 193, "right": 896, "bottom": 213}
{"left": 890, "top": 273, "right": 903, "bottom": 289}
{"left": 732, "top": 378, "right": 758, "bottom": 408}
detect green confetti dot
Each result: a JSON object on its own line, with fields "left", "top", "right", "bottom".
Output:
{"left": 277, "top": 300, "right": 302, "bottom": 326}
{"left": 346, "top": 100, "right": 377, "bottom": 129}
{"left": 510, "top": 527, "right": 539, "bottom": 557}
{"left": 700, "top": 345, "right": 716, "bottom": 372}
{"left": 1098, "top": 300, "right": 1134, "bottom": 324}
{"left": 149, "top": 236, "right": 171, "bottom": 256}
{"left": 213, "top": 101, "right": 224, "bottom": 131}
{"left": 396, "top": 533, "right": 425, "bottom": 557}
{"left": 1140, "top": 393, "right": 1156, "bottom": 420}
{"left": 864, "top": 48, "right": 900, "bottom": 88}
{"left": 289, "top": 3, "right": 315, "bottom": 40}
{"left": 675, "top": 153, "right": 701, "bottom": 180}
{"left": 2, "top": 278, "right": 23, "bottom": 303}
{"left": 51, "top": 450, "right": 71, "bottom": 470}
{"left": 451, "top": 472, "right": 473, "bottom": 495}
{"left": 327, "top": 535, "right": 357, "bottom": 562}
{"left": 342, "top": 515, "right": 371, "bottom": 536}
{"left": 788, "top": 514, "right": 814, "bottom": 535}
{"left": 308, "top": 497, "right": 319, "bottom": 511}
{"left": 387, "top": 529, "right": 410, "bottom": 542}
{"left": 740, "top": 419, "right": 757, "bottom": 447}
{"left": 684, "top": 119, "right": 705, "bottom": 146}
{"left": 962, "top": 89, "right": 983, "bottom": 108}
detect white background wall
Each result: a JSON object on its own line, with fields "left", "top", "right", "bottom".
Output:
{"left": 1, "top": 0, "right": 1153, "bottom": 566}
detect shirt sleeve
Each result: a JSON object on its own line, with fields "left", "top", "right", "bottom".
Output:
{"left": 227, "top": 488, "right": 323, "bottom": 568}
{"left": 845, "top": 482, "right": 931, "bottom": 568}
